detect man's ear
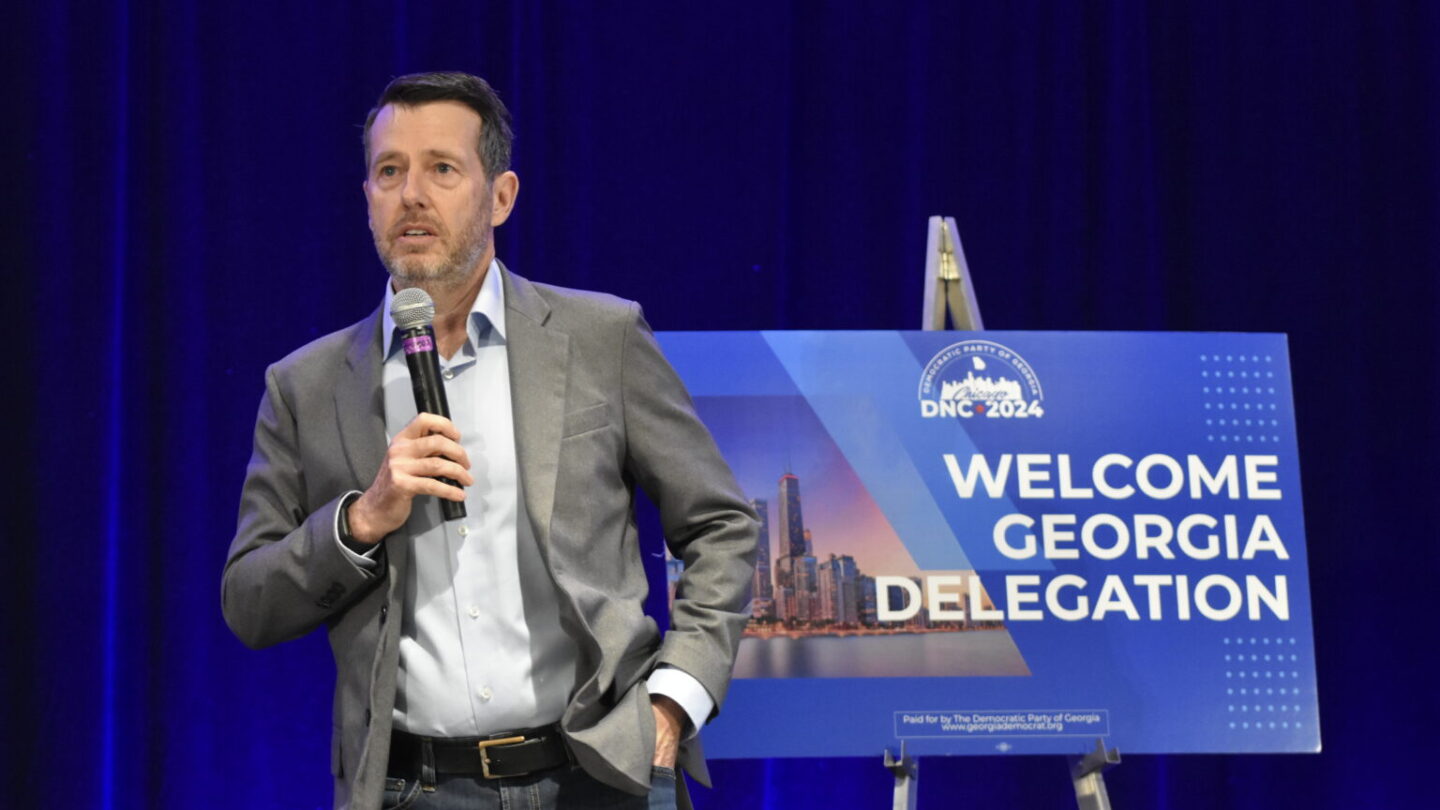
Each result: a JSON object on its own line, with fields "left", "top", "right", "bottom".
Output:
{"left": 490, "top": 171, "right": 519, "bottom": 227}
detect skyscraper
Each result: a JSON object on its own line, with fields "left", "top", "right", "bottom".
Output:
{"left": 776, "top": 472, "right": 820, "bottom": 623}
{"left": 818, "top": 555, "right": 841, "bottom": 623}
{"left": 774, "top": 556, "right": 798, "bottom": 622}
{"left": 795, "top": 554, "right": 819, "bottom": 621}
{"left": 818, "top": 554, "right": 860, "bottom": 625}
{"left": 836, "top": 554, "right": 860, "bottom": 625}
{"left": 859, "top": 575, "right": 878, "bottom": 626}
{"left": 778, "top": 473, "right": 806, "bottom": 558}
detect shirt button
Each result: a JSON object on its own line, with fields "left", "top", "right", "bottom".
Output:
{"left": 480, "top": 686, "right": 493, "bottom": 702}
{"left": 468, "top": 605, "right": 481, "bottom": 618}
{"left": 442, "top": 368, "right": 455, "bottom": 380}
{"left": 457, "top": 524, "right": 469, "bottom": 536}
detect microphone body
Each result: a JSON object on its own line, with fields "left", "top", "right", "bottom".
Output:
{"left": 399, "top": 323, "right": 467, "bottom": 521}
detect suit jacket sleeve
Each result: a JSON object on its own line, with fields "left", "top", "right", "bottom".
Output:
{"left": 221, "top": 362, "right": 382, "bottom": 649}
{"left": 619, "top": 303, "right": 758, "bottom": 719}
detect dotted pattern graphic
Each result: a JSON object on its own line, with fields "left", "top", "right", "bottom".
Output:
{"left": 1222, "top": 636, "right": 1307, "bottom": 731}
{"left": 1199, "top": 353, "right": 1283, "bottom": 443}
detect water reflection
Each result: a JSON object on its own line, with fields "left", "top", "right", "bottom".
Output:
{"left": 734, "top": 631, "right": 1031, "bottom": 678}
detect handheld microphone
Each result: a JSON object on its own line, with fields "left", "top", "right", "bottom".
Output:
{"left": 390, "top": 288, "right": 466, "bottom": 521}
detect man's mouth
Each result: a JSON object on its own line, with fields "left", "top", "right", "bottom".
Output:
{"left": 395, "top": 224, "right": 439, "bottom": 245}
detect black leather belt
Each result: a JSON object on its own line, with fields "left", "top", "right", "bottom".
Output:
{"left": 389, "top": 725, "right": 571, "bottom": 780}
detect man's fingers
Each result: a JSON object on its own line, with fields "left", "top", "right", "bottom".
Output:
{"left": 396, "top": 455, "right": 474, "bottom": 486}
{"left": 368, "top": 414, "right": 471, "bottom": 519}
{"left": 397, "top": 412, "right": 461, "bottom": 441}
{"left": 357, "top": 415, "right": 471, "bottom": 540}
{"left": 405, "top": 434, "right": 471, "bottom": 470}
{"left": 400, "top": 472, "right": 469, "bottom": 502}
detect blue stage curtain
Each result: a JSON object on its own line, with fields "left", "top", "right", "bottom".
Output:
{"left": 4, "top": 1, "right": 1435, "bottom": 807}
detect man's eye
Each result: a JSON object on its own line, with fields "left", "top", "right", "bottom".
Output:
{"left": 378, "top": 166, "right": 398, "bottom": 177}
{"left": 436, "top": 163, "right": 456, "bottom": 174}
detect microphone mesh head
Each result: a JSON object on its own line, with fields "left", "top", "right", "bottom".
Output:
{"left": 391, "top": 287, "right": 436, "bottom": 330}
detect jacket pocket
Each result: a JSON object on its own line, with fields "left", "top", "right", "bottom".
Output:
{"left": 562, "top": 403, "right": 611, "bottom": 438}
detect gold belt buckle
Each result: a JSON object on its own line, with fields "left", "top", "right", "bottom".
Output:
{"left": 476, "top": 736, "right": 527, "bottom": 779}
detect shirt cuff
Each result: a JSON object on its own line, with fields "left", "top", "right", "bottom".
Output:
{"left": 334, "top": 490, "right": 380, "bottom": 572}
{"left": 645, "top": 665, "right": 714, "bottom": 740}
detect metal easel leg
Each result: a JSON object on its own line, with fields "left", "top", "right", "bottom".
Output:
{"left": 883, "top": 741, "right": 919, "bottom": 810}
{"left": 1069, "top": 739, "right": 1121, "bottom": 810}
{"left": 921, "top": 216, "right": 984, "bottom": 331}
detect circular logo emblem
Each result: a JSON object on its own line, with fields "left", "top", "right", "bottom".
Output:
{"left": 918, "top": 340, "right": 1045, "bottom": 419}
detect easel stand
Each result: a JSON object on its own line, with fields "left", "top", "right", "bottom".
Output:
{"left": 882, "top": 217, "right": 1122, "bottom": 809}
{"left": 920, "top": 216, "right": 983, "bottom": 332}
{"left": 880, "top": 739, "right": 1121, "bottom": 810}
{"left": 883, "top": 742, "right": 918, "bottom": 810}
{"left": 1070, "top": 739, "right": 1121, "bottom": 810}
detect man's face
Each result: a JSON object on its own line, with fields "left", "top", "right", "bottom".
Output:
{"left": 364, "top": 101, "right": 504, "bottom": 288}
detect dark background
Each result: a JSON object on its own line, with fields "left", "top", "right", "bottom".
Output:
{"left": 4, "top": 1, "right": 1435, "bottom": 807}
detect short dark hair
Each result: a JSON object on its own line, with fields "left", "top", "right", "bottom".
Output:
{"left": 362, "top": 71, "right": 514, "bottom": 179}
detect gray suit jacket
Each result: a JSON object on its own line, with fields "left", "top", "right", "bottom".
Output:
{"left": 222, "top": 265, "right": 757, "bottom": 810}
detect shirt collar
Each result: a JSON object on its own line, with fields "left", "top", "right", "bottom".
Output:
{"left": 381, "top": 259, "right": 507, "bottom": 359}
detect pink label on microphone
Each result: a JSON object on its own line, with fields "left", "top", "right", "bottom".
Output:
{"left": 402, "top": 335, "right": 435, "bottom": 355}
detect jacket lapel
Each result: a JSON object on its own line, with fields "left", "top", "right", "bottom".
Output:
{"left": 502, "top": 264, "right": 570, "bottom": 551}
{"left": 334, "top": 270, "right": 563, "bottom": 567}
{"left": 334, "top": 305, "right": 411, "bottom": 580}
{"left": 335, "top": 305, "right": 387, "bottom": 500}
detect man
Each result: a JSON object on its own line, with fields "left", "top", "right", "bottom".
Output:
{"left": 222, "top": 72, "right": 756, "bottom": 810}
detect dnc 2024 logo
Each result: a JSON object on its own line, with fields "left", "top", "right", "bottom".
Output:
{"left": 918, "top": 340, "right": 1045, "bottom": 419}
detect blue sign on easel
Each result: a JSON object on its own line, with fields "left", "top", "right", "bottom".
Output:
{"left": 659, "top": 330, "right": 1319, "bottom": 758}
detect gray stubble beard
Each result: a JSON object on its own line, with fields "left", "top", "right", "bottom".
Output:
{"left": 376, "top": 193, "right": 495, "bottom": 293}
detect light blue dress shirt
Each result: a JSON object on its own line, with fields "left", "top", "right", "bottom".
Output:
{"left": 338, "top": 261, "right": 711, "bottom": 739}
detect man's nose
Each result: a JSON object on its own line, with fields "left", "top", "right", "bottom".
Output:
{"left": 400, "top": 172, "right": 430, "bottom": 207}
